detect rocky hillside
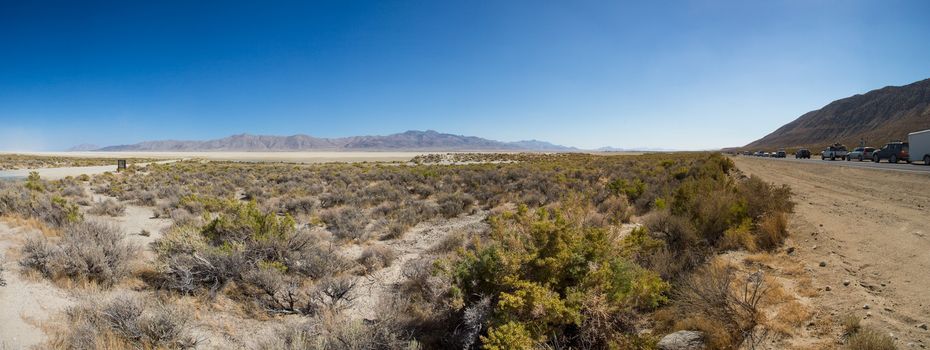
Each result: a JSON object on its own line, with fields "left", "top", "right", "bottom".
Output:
{"left": 93, "top": 130, "right": 576, "bottom": 152}
{"left": 745, "top": 78, "right": 930, "bottom": 150}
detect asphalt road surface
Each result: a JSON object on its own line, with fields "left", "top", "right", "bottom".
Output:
{"left": 733, "top": 155, "right": 930, "bottom": 174}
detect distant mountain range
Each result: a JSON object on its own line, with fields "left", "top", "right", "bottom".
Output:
{"left": 79, "top": 130, "right": 579, "bottom": 152}
{"left": 744, "top": 78, "right": 930, "bottom": 150}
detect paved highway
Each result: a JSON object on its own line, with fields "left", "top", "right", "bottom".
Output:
{"left": 733, "top": 155, "right": 930, "bottom": 174}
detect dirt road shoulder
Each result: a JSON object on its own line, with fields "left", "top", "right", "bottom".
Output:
{"left": 734, "top": 157, "right": 930, "bottom": 347}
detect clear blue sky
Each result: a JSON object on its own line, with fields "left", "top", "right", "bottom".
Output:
{"left": 2, "top": 0, "right": 929, "bottom": 151}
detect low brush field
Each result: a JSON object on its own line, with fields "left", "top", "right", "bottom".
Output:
{"left": 0, "top": 152, "right": 880, "bottom": 349}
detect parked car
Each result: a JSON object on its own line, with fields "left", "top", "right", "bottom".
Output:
{"left": 821, "top": 144, "right": 848, "bottom": 161}
{"left": 846, "top": 147, "right": 876, "bottom": 161}
{"left": 908, "top": 129, "right": 930, "bottom": 165}
{"left": 872, "top": 141, "right": 909, "bottom": 163}
{"left": 795, "top": 149, "right": 811, "bottom": 159}
{"left": 775, "top": 150, "right": 786, "bottom": 158}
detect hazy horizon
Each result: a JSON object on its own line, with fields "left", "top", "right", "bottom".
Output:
{"left": 2, "top": 1, "right": 930, "bottom": 151}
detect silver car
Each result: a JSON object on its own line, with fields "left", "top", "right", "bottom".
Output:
{"left": 847, "top": 147, "right": 876, "bottom": 161}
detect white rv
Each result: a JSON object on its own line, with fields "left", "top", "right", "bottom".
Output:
{"left": 908, "top": 129, "right": 930, "bottom": 165}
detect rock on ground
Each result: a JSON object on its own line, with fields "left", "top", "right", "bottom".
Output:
{"left": 657, "top": 330, "right": 705, "bottom": 350}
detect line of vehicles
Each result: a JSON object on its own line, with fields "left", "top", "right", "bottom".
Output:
{"left": 741, "top": 128, "right": 930, "bottom": 165}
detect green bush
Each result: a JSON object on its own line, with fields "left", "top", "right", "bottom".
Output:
{"left": 441, "top": 206, "right": 669, "bottom": 348}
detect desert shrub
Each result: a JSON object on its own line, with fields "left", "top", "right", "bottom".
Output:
{"left": 608, "top": 178, "right": 646, "bottom": 202}
{"left": 287, "top": 243, "right": 354, "bottom": 280}
{"left": 738, "top": 175, "right": 794, "bottom": 220}
{"left": 429, "top": 230, "right": 466, "bottom": 254}
{"left": 169, "top": 208, "right": 199, "bottom": 226}
{"left": 420, "top": 207, "right": 669, "bottom": 348}
{"left": 436, "top": 192, "right": 475, "bottom": 218}
{"left": 26, "top": 171, "right": 45, "bottom": 192}
{"left": 321, "top": 207, "right": 368, "bottom": 241}
{"left": 0, "top": 182, "right": 82, "bottom": 226}
{"left": 243, "top": 267, "right": 315, "bottom": 315}
{"left": 672, "top": 262, "right": 770, "bottom": 349}
{"left": 88, "top": 199, "right": 126, "bottom": 217}
{"left": 319, "top": 190, "right": 350, "bottom": 209}
{"left": 253, "top": 314, "right": 414, "bottom": 350}
{"left": 283, "top": 196, "right": 316, "bottom": 216}
{"left": 310, "top": 275, "right": 359, "bottom": 312}
{"left": 720, "top": 218, "right": 757, "bottom": 252}
{"left": 159, "top": 247, "right": 247, "bottom": 295}
{"left": 597, "top": 195, "right": 632, "bottom": 224}
{"left": 51, "top": 295, "right": 198, "bottom": 349}
{"left": 154, "top": 201, "right": 358, "bottom": 317}
{"left": 20, "top": 221, "right": 137, "bottom": 286}
{"left": 755, "top": 213, "right": 789, "bottom": 251}
{"left": 155, "top": 202, "right": 302, "bottom": 294}
{"left": 644, "top": 210, "right": 698, "bottom": 254}
{"left": 481, "top": 321, "right": 534, "bottom": 350}
{"left": 136, "top": 191, "right": 157, "bottom": 206}
{"left": 358, "top": 245, "right": 397, "bottom": 273}
{"left": 61, "top": 185, "right": 86, "bottom": 198}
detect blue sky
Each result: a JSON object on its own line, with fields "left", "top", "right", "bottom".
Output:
{"left": 1, "top": 0, "right": 929, "bottom": 151}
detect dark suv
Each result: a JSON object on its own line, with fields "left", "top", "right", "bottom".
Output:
{"left": 795, "top": 149, "right": 811, "bottom": 159}
{"left": 872, "top": 142, "right": 909, "bottom": 163}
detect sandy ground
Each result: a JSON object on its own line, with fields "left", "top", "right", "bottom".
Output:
{"left": 0, "top": 222, "right": 74, "bottom": 350}
{"left": 734, "top": 157, "right": 930, "bottom": 347}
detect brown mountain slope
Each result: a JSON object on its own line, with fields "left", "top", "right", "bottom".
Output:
{"left": 745, "top": 78, "right": 930, "bottom": 150}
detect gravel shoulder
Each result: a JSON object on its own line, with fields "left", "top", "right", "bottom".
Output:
{"left": 734, "top": 157, "right": 930, "bottom": 345}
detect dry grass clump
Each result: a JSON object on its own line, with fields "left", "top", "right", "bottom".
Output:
{"left": 768, "top": 300, "right": 812, "bottom": 335}
{"left": 670, "top": 261, "right": 771, "bottom": 349}
{"left": 841, "top": 314, "right": 862, "bottom": 338}
{"left": 846, "top": 328, "right": 896, "bottom": 350}
{"left": 20, "top": 221, "right": 138, "bottom": 287}
{"left": 46, "top": 295, "right": 198, "bottom": 349}
{"left": 88, "top": 199, "right": 127, "bottom": 217}
{"left": 839, "top": 314, "right": 896, "bottom": 349}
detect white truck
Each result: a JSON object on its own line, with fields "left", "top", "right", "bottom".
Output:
{"left": 908, "top": 129, "right": 930, "bottom": 165}
{"left": 820, "top": 144, "right": 848, "bottom": 161}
